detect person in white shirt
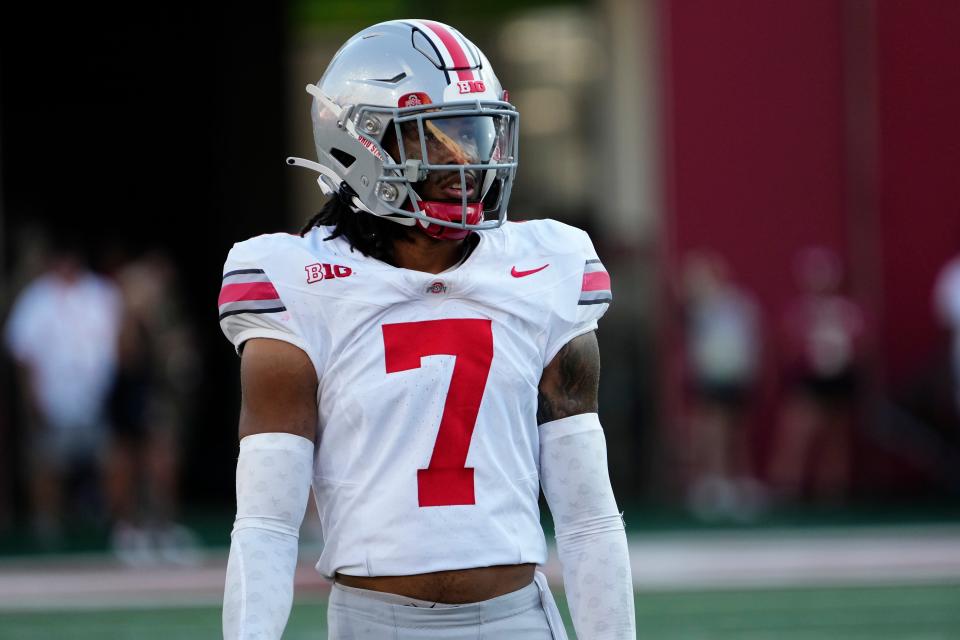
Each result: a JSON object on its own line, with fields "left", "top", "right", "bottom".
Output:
{"left": 5, "top": 242, "right": 122, "bottom": 541}
{"left": 220, "top": 20, "right": 635, "bottom": 639}
{"left": 681, "top": 252, "right": 763, "bottom": 520}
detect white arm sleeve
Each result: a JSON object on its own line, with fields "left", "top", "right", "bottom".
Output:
{"left": 223, "top": 433, "right": 314, "bottom": 640}
{"left": 540, "top": 413, "right": 636, "bottom": 640}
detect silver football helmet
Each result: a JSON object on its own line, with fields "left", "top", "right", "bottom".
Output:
{"left": 287, "top": 20, "right": 519, "bottom": 240}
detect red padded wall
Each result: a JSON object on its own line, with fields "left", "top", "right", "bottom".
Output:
{"left": 661, "top": 0, "right": 847, "bottom": 308}
{"left": 658, "top": 0, "right": 848, "bottom": 474}
{"left": 659, "top": 0, "right": 960, "bottom": 490}
{"left": 875, "top": 0, "right": 960, "bottom": 383}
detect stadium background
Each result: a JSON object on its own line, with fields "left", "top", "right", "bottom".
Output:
{"left": 0, "top": 0, "right": 959, "bottom": 637}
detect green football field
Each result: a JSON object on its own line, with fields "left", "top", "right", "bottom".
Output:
{"left": 1, "top": 583, "right": 958, "bottom": 639}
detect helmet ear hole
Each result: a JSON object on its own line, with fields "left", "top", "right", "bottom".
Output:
{"left": 381, "top": 125, "right": 401, "bottom": 162}
{"left": 330, "top": 148, "right": 356, "bottom": 168}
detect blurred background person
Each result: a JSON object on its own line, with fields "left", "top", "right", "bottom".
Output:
{"left": 933, "top": 252, "right": 960, "bottom": 419}
{"left": 107, "top": 251, "right": 200, "bottom": 566}
{"left": 3, "top": 233, "right": 122, "bottom": 546}
{"left": 681, "top": 252, "right": 763, "bottom": 521}
{"left": 770, "top": 247, "right": 866, "bottom": 504}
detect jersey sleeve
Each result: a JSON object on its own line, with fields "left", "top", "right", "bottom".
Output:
{"left": 543, "top": 224, "right": 613, "bottom": 365}
{"left": 218, "top": 240, "right": 314, "bottom": 360}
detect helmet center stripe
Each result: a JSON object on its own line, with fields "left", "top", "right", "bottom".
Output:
{"left": 421, "top": 20, "right": 475, "bottom": 81}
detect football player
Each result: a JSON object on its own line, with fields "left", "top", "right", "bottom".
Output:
{"left": 220, "top": 20, "right": 635, "bottom": 639}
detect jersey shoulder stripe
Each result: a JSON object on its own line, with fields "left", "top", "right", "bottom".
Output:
{"left": 580, "top": 259, "right": 612, "bottom": 305}
{"left": 218, "top": 268, "right": 285, "bottom": 320}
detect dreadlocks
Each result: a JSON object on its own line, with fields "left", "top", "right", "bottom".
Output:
{"left": 300, "top": 187, "right": 412, "bottom": 265}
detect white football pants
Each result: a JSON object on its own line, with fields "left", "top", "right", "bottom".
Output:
{"left": 327, "top": 571, "right": 568, "bottom": 639}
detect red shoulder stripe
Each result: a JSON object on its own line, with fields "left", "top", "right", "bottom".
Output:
{"left": 218, "top": 281, "right": 280, "bottom": 306}
{"left": 582, "top": 271, "right": 611, "bottom": 292}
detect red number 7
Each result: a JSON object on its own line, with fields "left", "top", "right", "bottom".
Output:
{"left": 382, "top": 319, "right": 493, "bottom": 507}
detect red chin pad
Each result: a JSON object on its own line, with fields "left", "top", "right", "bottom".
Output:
{"left": 417, "top": 201, "right": 483, "bottom": 241}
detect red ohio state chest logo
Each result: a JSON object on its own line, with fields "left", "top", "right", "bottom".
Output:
{"left": 305, "top": 262, "right": 353, "bottom": 284}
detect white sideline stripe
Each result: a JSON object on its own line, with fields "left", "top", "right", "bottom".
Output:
{"left": 542, "top": 526, "right": 960, "bottom": 590}
{"left": 0, "top": 563, "right": 329, "bottom": 611}
{"left": 1, "top": 526, "right": 959, "bottom": 611}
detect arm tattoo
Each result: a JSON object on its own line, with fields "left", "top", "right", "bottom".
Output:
{"left": 537, "top": 331, "right": 600, "bottom": 424}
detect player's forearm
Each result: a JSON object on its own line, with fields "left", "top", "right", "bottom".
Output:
{"left": 222, "top": 433, "right": 314, "bottom": 640}
{"left": 540, "top": 413, "right": 636, "bottom": 640}
{"left": 223, "top": 527, "right": 299, "bottom": 639}
{"left": 555, "top": 517, "right": 634, "bottom": 639}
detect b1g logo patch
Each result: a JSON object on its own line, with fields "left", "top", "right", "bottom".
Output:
{"left": 457, "top": 80, "right": 486, "bottom": 94}
{"left": 305, "top": 263, "right": 353, "bottom": 284}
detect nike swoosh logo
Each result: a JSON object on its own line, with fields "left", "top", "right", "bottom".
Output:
{"left": 511, "top": 264, "right": 549, "bottom": 278}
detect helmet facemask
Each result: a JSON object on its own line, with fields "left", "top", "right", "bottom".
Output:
{"left": 364, "top": 101, "right": 519, "bottom": 239}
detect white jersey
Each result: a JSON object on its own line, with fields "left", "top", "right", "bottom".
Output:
{"left": 218, "top": 220, "right": 611, "bottom": 578}
{"left": 5, "top": 272, "right": 122, "bottom": 431}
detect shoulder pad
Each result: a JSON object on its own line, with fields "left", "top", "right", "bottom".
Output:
{"left": 217, "top": 234, "right": 314, "bottom": 359}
